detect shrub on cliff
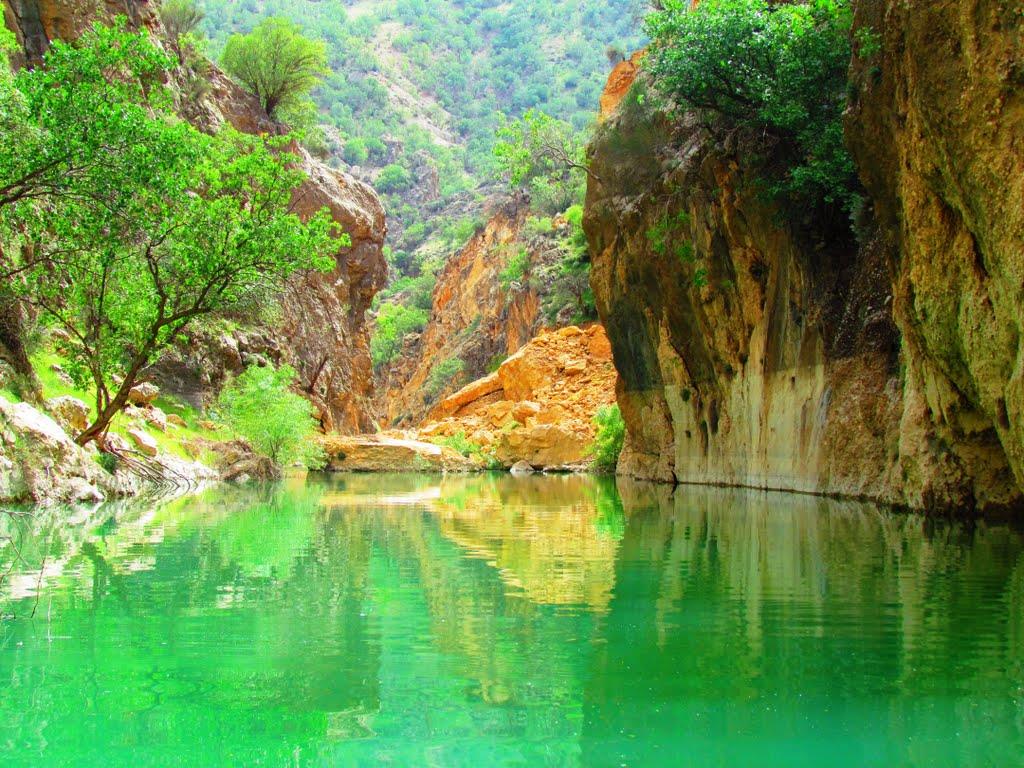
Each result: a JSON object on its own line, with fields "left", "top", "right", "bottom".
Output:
{"left": 492, "top": 109, "right": 588, "bottom": 213}
{"left": 218, "top": 364, "right": 325, "bottom": 470}
{"left": 425, "top": 357, "right": 465, "bottom": 402}
{"left": 159, "top": 0, "right": 204, "bottom": 48}
{"left": 590, "top": 404, "right": 625, "bottom": 472}
{"left": 371, "top": 302, "right": 429, "bottom": 369}
{"left": 645, "top": 0, "right": 860, "bottom": 215}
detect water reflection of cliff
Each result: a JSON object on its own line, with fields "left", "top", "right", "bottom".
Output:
{"left": 582, "top": 482, "right": 1024, "bottom": 767}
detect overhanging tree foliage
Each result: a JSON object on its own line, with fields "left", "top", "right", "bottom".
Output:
{"left": 493, "top": 109, "right": 594, "bottom": 189}
{"left": 644, "top": 0, "right": 860, "bottom": 214}
{"left": 0, "top": 20, "right": 175, "bottom": 400}
{"left": 25, "top": 126, "right": 340, "bottom": 447}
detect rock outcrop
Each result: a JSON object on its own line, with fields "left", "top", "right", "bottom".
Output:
{"left": 416, "top": 325, "right": 617, "bottom": 469}
{"left": 376, "top": 195, "right": 543, "bottom": 426}
{"left": 0, "top": 395, "right": 217, "bottom": 504}
{"left": 0, "top": 395, "right": 121, "bottom": 503}
{"left": 585, "top": 10, "right": 1024, "bottom": 514}
{"left": 163, "top": 49, "right": 388, "bottom": 433}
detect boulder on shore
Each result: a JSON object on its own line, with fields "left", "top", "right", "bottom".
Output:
{"left": 415, "top": 325, "right": 617, "bottom": 470}
{"left": 0, "top": 395, "right": 119, "bottom": 504}
{"left": 46, "top": 395, "right": 90, "bottom": 434}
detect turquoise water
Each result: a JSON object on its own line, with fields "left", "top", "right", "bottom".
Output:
{"left": 1, "top": 474, "right": 1022, "bottom": 767}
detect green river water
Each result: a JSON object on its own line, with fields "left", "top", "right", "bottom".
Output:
{"left": 1, "top": 473, "right": 1022, "bottom": 767}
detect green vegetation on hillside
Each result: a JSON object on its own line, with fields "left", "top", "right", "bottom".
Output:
{"left": 195, "top": 0, "right": 643, "bottom": 251}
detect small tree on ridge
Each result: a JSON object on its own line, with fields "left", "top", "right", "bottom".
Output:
{"left": 221, "top": 17, "right": 328, "bottom": 120}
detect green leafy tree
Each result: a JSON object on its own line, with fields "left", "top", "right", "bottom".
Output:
{"left": 644, "top": 0, "right": 859, "bottom": 213}
{"left": 376, "top": 163, "right": 411, "bottom": 192}
{"left": 0, "top": 21, "right": 176, "bottom": 401}
{"left": 0, "top": 21, "right": 172, "bottom": 222}
{"left": 29, "top": 127, "right": 338, "bottom": 446}
{"left": 493, "top": 108, "right": 594, "bottom": 189}
{"left": 221, "top": 17, "right": 328, "bottom": 119}
{"left": 2, "top": 23, "right": 341, "bottom": 445}
{"left": 159, "top": 0, "right": 205, "bottom": 49}
{"left": 218, "top": 363, "right": 325, "bottom": 470}
{"left": 371, "top": 302, "right": 429, "bottom": 368}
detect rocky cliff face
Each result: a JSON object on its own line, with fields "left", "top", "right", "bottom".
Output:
{"left": 3, "top": 0, "right": 388, "bottom": 433}
{"left": 585, "top": 6, "right": 1024, "bottom": 514}
{"left": 376, "top": 196, "right": 553, "bottom": 427}
{"left": 845, "top": 0, "right": 1024, "bottom": 511}
{"left": 2, "top": 0, "right": 158, "bottom": 63}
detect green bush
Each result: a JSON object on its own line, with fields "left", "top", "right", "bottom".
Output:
{"left": 436, "top": 431, "right": 477, "bottom": 457}
{"left": 499, "top": 249, "right": 531, "bottom": 291}
{"left": 433, "top": 430, "right": 503, "bottom": 470}
{"left": 371, "top": 302, "right": 429, "bottom": 368}
{"left": 221, "top": 17, "right": 328, "bottom": 119}
{"left": 425, "top": 357, "right": 464, "bottom": 401}
{"left": 217, "top": 364, "right": 325, "bottom": 470}
{"left": 645, "top": 0, "right": 860, "bottom": 214}
{"left": 524, "top": 216, "right": 554, "bottom": 237}
{"left": 344, "top": 137, "right": 370, "bottom": 165}
{"left": 96, "top": 451, "right": 119, "bottom": 475}
{"left": 377, "top": 163, "right": 411, "bottom": 192}
{"left": 590, "top": 404, "right": 626, "bottom": 472}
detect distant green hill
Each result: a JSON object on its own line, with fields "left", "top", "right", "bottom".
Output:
{"left": 196, "top": 0, "right": 644, "bottom": 252}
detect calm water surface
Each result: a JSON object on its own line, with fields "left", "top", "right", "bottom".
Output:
{"left": 1, "top": 474, "right": 1022, "bottom": 767}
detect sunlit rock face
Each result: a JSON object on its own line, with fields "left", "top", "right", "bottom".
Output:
{"left": 584, "top": 71, "right": 907, "bottom": 504}
{"left": 375, "top": 196, "right": 546, "bottom": 428}
{"left": 2, "top": 0, "right": 388, "bottom": 433}
{"left": 585, "top": 11, "right": 1024, "bottom": 513}
{"left": 418, "top": 325, "right": 617, "bottom": 469}
{"left": 1, "top": 0, "right": 159, "bottom": 63}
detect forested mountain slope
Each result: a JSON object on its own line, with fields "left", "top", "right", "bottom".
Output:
{"left": 195, "top": 0, "right": 644, "bottom": 253}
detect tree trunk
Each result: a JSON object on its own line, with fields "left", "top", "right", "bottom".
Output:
{"left": 75, "top": 345, "right": 156, "bottom": 447}
{"left": 75, "top": 385, "right": 131, "bottom": 446}
{"left": 0, "top": 289, "right": 42, "bottom": 403}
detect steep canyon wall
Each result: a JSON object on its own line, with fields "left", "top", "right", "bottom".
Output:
{"left": 585, "top": 0, "right": 1023, "bottom": 513}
